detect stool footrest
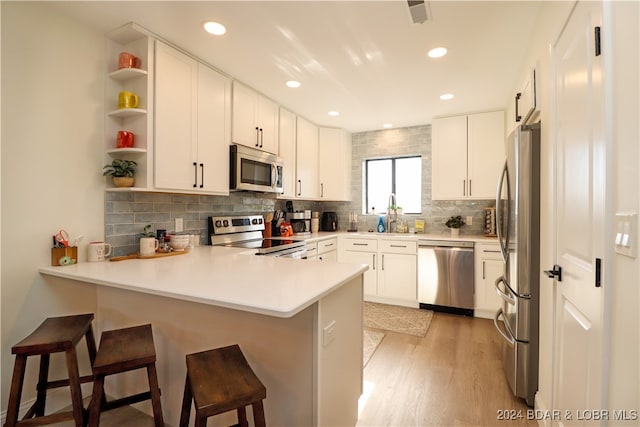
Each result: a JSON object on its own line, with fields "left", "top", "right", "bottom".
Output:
{"left": 100, "top": 389, "right": 161, "bottom": 412}
{"left": 16, "top": 409, "right": 81, "bottom": 427}
{"left": 44, "top": 374, "right": 93, "bottom": 390}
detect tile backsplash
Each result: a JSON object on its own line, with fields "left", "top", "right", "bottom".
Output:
{"left": 105, "top": 124, "right": 495, "bottom": 255}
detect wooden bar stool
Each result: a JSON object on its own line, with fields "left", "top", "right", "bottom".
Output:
{"left": 87, "top": 324, "right": 164, "bottom": 427}
{"left": 179, "top": 344, "right": 267, "bottom": 427}
{"left": 4, "top": 313, "right": 97, "bottom": 427}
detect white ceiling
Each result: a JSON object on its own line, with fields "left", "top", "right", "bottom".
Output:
{"left": 49, "top": 1, "right": 543, "bottom": 133}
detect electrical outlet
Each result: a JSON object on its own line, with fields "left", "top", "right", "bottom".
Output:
{"left": 466, "top": 216, "right": 473, "bottom": 226}
{"left": 175, "top": 218, "right": 183, "bottom": 233}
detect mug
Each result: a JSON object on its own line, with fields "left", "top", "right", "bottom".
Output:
{"left": 116, "top": 130, "right": 135, "bottom": 148}
{"left": 87, "top": 241, "right": 112, "bottom": 262}
{"left": 118, "top": 52, "right": 141, "bottom": 69}
{"left": 139, "top": 237, "right": 159, "bottom": 257}
{"left": 118, "top": 91, "right": 139, "bottom": 109}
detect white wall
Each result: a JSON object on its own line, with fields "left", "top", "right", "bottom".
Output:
{"left": 1, "top": 2, "right": 106, "bottom": 411}
{"left": 507, "top": 0, "right": 640, "bottom": 417}
{"left": 605, "top": 0, "right": 640, "bottom": 416}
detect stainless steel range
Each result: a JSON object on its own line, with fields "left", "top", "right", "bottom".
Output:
{"left": 208, "top": 215, "right": 306, "bottom": 258}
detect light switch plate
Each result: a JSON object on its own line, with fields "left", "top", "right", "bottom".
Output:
{"left": 175, "top": 218, "right": 183, "bottom": 233}
{"left": 614, "top": 213, "right": 637, "bottom": 258}
{"left": 323, "top": 320, "right": 336, "bottom": 347}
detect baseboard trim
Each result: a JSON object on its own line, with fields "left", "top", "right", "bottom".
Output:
{"left": 534, "top": 392, "right": 552, "bottom": 427}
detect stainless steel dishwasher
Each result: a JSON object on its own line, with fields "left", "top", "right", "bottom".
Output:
{"left": 418, "top": 239, "right": 475, "bottom": 316}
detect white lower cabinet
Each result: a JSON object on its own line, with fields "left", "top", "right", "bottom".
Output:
{"left": 474, "top": 242, "right": 504, "bottom": 319}
{"left": 317, "top": 237, "right": 338, "bottom": 261}
{"left": 341, "top": 237, "right": 417, "bottom": 308}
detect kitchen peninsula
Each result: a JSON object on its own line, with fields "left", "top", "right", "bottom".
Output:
{"left": 39, "top": 246, "right": 367, "bottom": 426}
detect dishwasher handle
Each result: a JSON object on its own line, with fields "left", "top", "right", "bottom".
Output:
{"left": 418, "top": 240, "right": 474, "bottom": 248}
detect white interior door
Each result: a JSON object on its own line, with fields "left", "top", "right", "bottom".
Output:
{"left": 552, "top": 1, "right": 606, "bottom": 424}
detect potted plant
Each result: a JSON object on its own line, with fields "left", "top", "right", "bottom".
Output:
{"left": 103, "top": 159, "right": 137, "bottom": 187}
{"left": 138, "top": 224, "right": 158, "bottom": 256}
{"left": 445, "top": 215, "right": 465, "bottom": 237}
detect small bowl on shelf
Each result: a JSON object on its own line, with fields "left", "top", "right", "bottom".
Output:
{"left": 169, "top": 234, "right": 190, "bottom": 250}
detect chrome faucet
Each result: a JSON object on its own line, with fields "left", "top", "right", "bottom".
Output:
{"left": 387, "top": 193, "right": 397, "bottom": 233}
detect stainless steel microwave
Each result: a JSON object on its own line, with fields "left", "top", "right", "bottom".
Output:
{"left": 230, "top": 144, "right": 284, "bottom": 194}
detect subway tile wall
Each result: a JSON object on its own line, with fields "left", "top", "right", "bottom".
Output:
{"left": 105, "top": 124, "right": 494, "bottom": 255}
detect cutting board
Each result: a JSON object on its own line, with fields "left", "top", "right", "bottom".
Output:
{"left": 110, "top": 250, "right": 188, "bottom": 262}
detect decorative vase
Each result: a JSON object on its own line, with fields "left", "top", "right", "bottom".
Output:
{"left": 450, "top": 228, "right": 459, "bottom": 237}
{"left": 113, "top": 176, "right": 134, "bottom": 187}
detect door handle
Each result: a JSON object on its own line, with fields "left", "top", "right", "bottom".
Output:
{"left": 255, "top": 127, "right": 260, "bottom": 147}
{"left": 259, "top": 128, "right": 263, "bottom": 148}
{"left": 199, "top": 163, "right": 204, "bottom": 188}
{"left": 193, "top": 162, "right": 198, "bottom": 188}
{"left": 544, "top": 265, "right": 562, "bottom": 282}
{"left": 297, "top": 179, "right": 302, "bottom": 196}
{"left": 515, "top": 92, "right": 522, "bottom": 122}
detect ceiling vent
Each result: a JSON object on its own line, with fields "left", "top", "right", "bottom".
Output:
{"left": 407, "top": 0, "right": 432, "bottom": 24}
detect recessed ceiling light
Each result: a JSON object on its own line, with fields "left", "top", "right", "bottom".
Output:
{"left": 383, "top": 123, "right": 393, "bottom": 128}
{"left": 203, "top": 21, "right": 226, "bottom": 36}
{"left": 286, "top": 80, "right": 301, "bottom": 88}
{"left": 440, "top": 93, "right": 455, "bottom": 100}
{"left": 328, "top": 111, "right": 340, "bottom": 117}
{"left": 428, "top": 47, "right": 447, "bottom": 58}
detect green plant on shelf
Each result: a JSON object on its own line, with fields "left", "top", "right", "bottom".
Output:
{"left": 102, "top": 159, "right": 137, "bottom": 177}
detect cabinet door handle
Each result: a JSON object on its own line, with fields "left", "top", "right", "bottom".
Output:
{"left": 382, "top": 254, "right": 385, "bottom": 270}
{"left": 482, "top": 260, "right": 485, "bottom": 280}
{"left": 321, "top": 183, "right": 324, "bottom": 198}
{"left": 200, "top": 163, "right": 204, "bottom": 188}
{"left": 390, "top": 244, "right": 406, "bottom": 248}
{"left": 193, "top": 162, "right": 198, "bottom": 188}
{"left": 469, "top": 179, "right": 472, "bottom": 196}
{"left": 323, "top": 242, "right": 334, "bottom": 248}
{"left": 297, "top": 179, "right": 302, "bottom": 196}
{"left": 255, "top": 127, "right": 260, "bottom": 147}
{"left": 353, "top": 243, "right": 369, "bottom": 247}
{"left": 373, "top": 254, "right": 376, "bottom": 270}
{"left": 259, "top": 128, "right": 263, "bottom": 148}
{"left": 515, "top": 92, "right": 522, "bottom": 122}
{"left": 463, "top": 180, "right": 466, "bottom": 196}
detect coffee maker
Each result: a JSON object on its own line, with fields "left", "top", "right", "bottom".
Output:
{"left": 286, "top": 211, "right": 311, "bottom": 235}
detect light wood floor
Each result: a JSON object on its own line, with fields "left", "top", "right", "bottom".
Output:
{"left": 54, "top": 312, "right": 533, "bottom": 426}
{"left": 357, "top": 312, "right": 535, "bottom": 427}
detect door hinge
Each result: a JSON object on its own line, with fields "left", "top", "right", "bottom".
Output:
{"left": 595, "top": 26, "right": 601, "bottom": 56}
{"left": 595, "top": 258, "right": 602, "bottom": 287}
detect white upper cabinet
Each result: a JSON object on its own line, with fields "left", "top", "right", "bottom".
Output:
{"left": 278, "top": 108, "right": 297, "bottom": 198}
{"left": 318, "top": 127, "right": 351, "bottom": 201}
{"left": 515, "top": 66, "right": 539, "bottom": 125}
{"left": 232, "top": 81, "right": 279, "bottom": 154}
{"left": 432, "top": 110, "right": 505, "bottom": 200}
{"left": 154, "top": 41, "right": 231, "bottom": 194}
{"left": 295, "top": 116, "right": 319, "bottom": 199}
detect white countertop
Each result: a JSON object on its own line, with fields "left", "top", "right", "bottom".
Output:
{"left": 39, "top": 246, "right": 368, "bottom": 318}
{"left": 291, "top": 231, "right": 498, "bottom": 244}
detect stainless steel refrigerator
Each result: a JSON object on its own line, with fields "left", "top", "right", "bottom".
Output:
{"left": 494, "top": 123, "right": 540, "bottom": 407}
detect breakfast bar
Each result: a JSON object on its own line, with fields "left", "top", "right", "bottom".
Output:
{"left": 39, "top": 246, "right": 367, "bottom": 426}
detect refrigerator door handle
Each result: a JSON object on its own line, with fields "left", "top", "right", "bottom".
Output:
{"left": 496, "top": 275, "right": 531, "bottom": 301}
{"left": 495, "top": 276, "right": 516, "bottom": 305}
{"left": 494, "top": 309, "right": 516, "bottom": 345}
{"left": 495, "top": 161, "right": 510, "bottom": 262}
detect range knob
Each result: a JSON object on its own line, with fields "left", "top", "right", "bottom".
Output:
{"left": 214, "top": 220, "right": 222, "bottom": 228}
{"left": 252, "top": 218, "right": 259, "bottom": 225}
{"left": 223, "top": 220, "right": 229, "bottom": 227}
